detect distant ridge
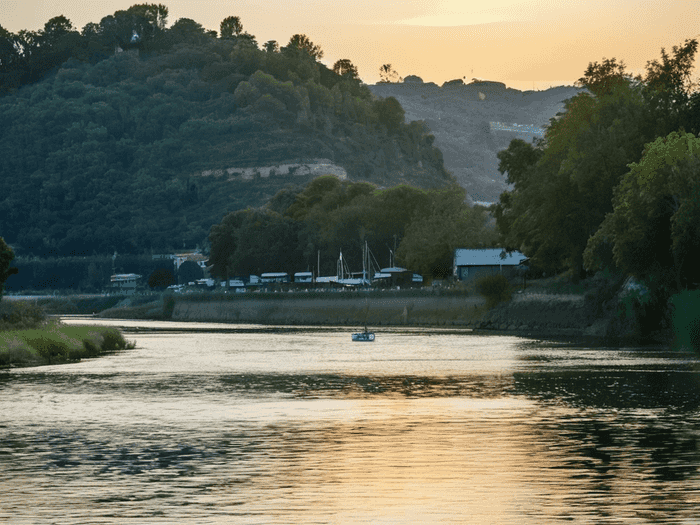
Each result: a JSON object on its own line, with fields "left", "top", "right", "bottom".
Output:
{"left": 369, "top": 81, "right": 582, "bottom": 202}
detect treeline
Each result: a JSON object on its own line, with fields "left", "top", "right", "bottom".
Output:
{"left": 0, "top": 4, "right": 450, "bottom": 258}
{"left": 494, "top": 39, "right": 700, "bottom": 329}
{"left": 5, "top": 254, "right": 182, "bottom": 293}
{"left": 209, "top": 176, "right": 497, "bottom": 280}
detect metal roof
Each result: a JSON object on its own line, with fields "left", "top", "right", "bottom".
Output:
{"left": 453, "top": 248, "right": 527, "bottom": 267}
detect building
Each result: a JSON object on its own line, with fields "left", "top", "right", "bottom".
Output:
{"left": 453, "top": 248, "right": 527, "bottom": 282}
{"left": 110, "top": 273, "right": 141, "bottom": 294}
{"left": 294, "top": 272, "right": 313, "bottom": 283}
{"left": 373, "top": 267, "right": 421, "bottom": 287}
{"left": 260, "top": 272, "right": 290, "bottom": 283}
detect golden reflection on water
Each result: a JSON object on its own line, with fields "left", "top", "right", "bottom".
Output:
{"left": 2, "top": 319, "right": 699, "bottom": 524}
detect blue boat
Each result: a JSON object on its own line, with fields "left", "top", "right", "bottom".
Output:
{"left": 352, "top": 328, "right": 375, "bottom": 342}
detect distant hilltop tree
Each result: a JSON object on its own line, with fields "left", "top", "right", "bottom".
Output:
{"left": 332, "top": 59, "right": 359, "bottom": 80}
{"left": 379, "top": 64, "right": 402, "bottom": 83}
{"left": 220, "top": 16, "right": 243, "bottom": 39}
{"left": 403, "top": 75, "right": 423, "bottom": 83}
{"left": 284, "top": 34, "right": 323, "bottom": 60}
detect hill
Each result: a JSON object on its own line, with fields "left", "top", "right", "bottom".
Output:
{"left": 369, "top": 79, "right": 582, "bottom": 203}
{"left": 0, "top": 35, "right": 450, "bottom": 258}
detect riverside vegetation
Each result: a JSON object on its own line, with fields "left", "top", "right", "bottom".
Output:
{"left": 0, "top": 301, "right": 135, "bottom": 368}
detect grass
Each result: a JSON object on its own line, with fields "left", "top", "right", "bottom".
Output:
{"left": 1, "top": 300, "right": 135, "bottom": 367}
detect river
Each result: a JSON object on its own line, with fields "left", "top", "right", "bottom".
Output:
{"left": 1, "top": 318, "right": 699, "bottom": 524}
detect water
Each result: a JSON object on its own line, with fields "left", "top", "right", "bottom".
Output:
{"left": 2, "top": 318, "right": 700, "bottom": 524}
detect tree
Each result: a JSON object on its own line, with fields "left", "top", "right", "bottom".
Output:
{"left": 169, "top": 18, "right": 208, "bottom": 43}
{"left": 263, "top": 40, "right": 279, "bottom": 53}
{"left": 374, "top": 96, "right": 405, "bottom": 133}
{"left": 584, "top": 131, "right": 700, "bottom": 292}
{"left": 379, "top": 63, "right": 401, "bottom": 83}
{"left": 284, "top": 34, "right": 323, "bottom": 60}
{"left": 493, "top": 44, "right": 687, "bottom": 279}
{"left": 220, "top": 16, "right": 243, "bottom": 39}
{"left": 0, "top": 237, "right": 19, "bottom": 299}
{"left": 147, "top": 267, "right": 175, "bottom": 289}
{"left": 177, "top": 260, "right": 203, "bottom": 284}
{"left": 576, "top": 57, "right": 630, "bottom": 97}
{"left": 332, "top": 59, "right": 359, "bottom": 80}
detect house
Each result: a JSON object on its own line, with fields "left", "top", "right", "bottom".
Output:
{"left": 453, "top": 248, "right": 527, "bottom": 282}
{"left": 294, "top": 272, "right": 313, "bottom": 283}
{"left": 260, "top": 272, "right": 290, "bottom": 283}
{"left": 373, "top": 267, "right": 421, "bottom": 287}
{"left": 110, "top": 273, "right": 141, "bottom": 294}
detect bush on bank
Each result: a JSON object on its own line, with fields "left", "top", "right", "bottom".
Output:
{"left": 671, "top": 290, "right": 700, "bottom": 352}
{"left": 0, "top": 323, "right": 134, "bottom": 367}
{"left": 474, "top": 274, "right": 512, "bottom": 308}
{"left": 1, "top": 300, "right": 135, "bottom": 367}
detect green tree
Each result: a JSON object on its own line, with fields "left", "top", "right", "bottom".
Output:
{"left": 584, "top": 131, "right": 700, "bottom": 292}
{"left": 332, "top": 59, "right": 359, "bottom": 80}
{"left": 220, "top": 16, "right": 243, "bottom": 39}
{"left": 379, "top": 63, "right": 401, "bottom": 83}
{"left": 576, "top": 57, "right": 630, "bottom": 96}
{"left": 374, "top": 96, "right": 405, "bottom": 133}
{"left": 177, "top": 260, "right": 203, "bottom": 284}
{"left": 284, "top": 34, "right": 323, "bottom": 61}
{"left": 169, "top": 18, "right": 208, "bottom": 44}
{"left": 263, "top": 40, "right": 279, "bottom": 53}
{"left": 397, "top": 187, "right": 496, "bottom": 277}
{"left": 148, "top": 267, "right": 175, "bottom": 289}
{"left": 0, "top": 237, "right": 19, "bottom": 299}
{"left": 494, "top": 41, "right": 698, "bottom": 279}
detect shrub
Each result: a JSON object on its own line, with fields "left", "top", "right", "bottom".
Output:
{"left": 100, "top": 327, "right": 130, "bottom": 351}
{"left": 163, "top": 293, "right": 176, "bottom": 318}
{"left": 475, "top": 274, "right": 512, "bottom": 308}
{"left": 0, "top": 336, "right": 35, "bottom": 367}
{"left": 0, "top": 301, "right": 47, "bottom": 330}
{"left": 671, "top": 290, "right": 700, "bottom": 352}
{"left": 21, "top": 327, "right": 81, "bottom": 363}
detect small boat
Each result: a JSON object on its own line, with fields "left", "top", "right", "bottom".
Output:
{"left": 352, "top": 327, "right": 375, "bottom": 342}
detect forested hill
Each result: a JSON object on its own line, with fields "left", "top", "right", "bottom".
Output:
{"left": 0, "top": 13, "right": 450, "bottom": 258}
{"left": 370, "top": 79, "right": 582, "bottom": 203}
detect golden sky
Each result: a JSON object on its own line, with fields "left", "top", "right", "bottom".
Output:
{"left": 3, "top": 0, "right": 700, "bottom": 90}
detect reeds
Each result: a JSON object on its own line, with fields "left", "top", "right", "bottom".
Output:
{"left": 0, "top": 319, "right": 135, "bottom": 367}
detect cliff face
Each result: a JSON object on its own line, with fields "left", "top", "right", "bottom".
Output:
{"left": 369, "top": 81, "right": 582, "bottom": 203}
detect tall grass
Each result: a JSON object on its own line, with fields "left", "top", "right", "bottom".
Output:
{"left": 0, "top": 322, "right": 135, "bottom": 367}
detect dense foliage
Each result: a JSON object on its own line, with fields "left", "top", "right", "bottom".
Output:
{"left": 494, "top": 39, "right": 700, "bottom": 288}
{"left": 0, "top": 237, "right": 18, "bottom": 299}
{"left": 0, "top": 5, "right": 450, "bottom": 258}
{"left": 209, "top": 176, "right": 497, "bottom": 280}
{"left": 5, "top": 254, "right": 174, "bottom": 293}
{"left": 493, "top": 39, "right": 700, "bottom": 336}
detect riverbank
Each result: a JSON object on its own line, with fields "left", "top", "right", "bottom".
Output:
{"left": 1, "top": 301, "right": 135, "bottom": 368}
{"left": 0, "top": 322, "right": 135, "bottom": 368}
{"left": 24, "top": 272, "right": 680, "bottom": 346}
{"left": 168, "top": 289, "right": 613, "bottom": 339}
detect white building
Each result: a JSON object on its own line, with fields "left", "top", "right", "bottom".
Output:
{"left": 110, "top": 273, "right": 141, "bottom": 295}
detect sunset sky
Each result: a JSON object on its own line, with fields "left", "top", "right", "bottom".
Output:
{"left": 3, "top": 0, "right": 700, "bottom": 90}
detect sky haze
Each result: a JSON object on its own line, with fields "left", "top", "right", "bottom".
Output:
{"left": 2, "top": 0, "right": 699, "bottom": 90}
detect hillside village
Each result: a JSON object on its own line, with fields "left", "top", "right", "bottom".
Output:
{"left": 109, "top": 247, "right": 527, "bottom": 295}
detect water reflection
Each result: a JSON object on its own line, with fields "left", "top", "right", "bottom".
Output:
{"left": 1, "top": 320, "right": 699, "bottom": 523}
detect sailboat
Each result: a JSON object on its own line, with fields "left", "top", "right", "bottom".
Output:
{"left": 351, "top": 242, "right": 376, "bottom": 342}
{"left": 352, "top": 327, "right": 375, "bottom": 342}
